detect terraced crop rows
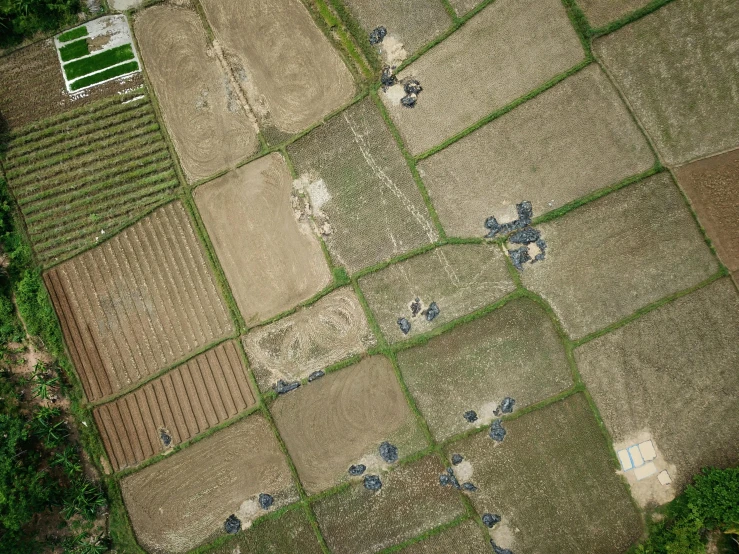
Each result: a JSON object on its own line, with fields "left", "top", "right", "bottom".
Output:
{"left": 3, "top": 90, "right": 178, "bottom": 266}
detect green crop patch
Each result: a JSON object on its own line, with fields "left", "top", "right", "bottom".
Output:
{"left": 58, "top": 26, "right": 87, "bottom": 42}
{"left": 59, "top": 38, "right": 90, "bottom": 62}
{"left": 64, "top": 43, "right": 135, "bottom": 81}
{"left": 70, "top": 61, "right": 139, "bottom": 91}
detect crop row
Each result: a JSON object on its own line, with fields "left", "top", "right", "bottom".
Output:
{"left": 70, "top": 61, "right": 140, "bottom": 91}
{"left": 64, "top": 44, "right": 135, "bottom": 81}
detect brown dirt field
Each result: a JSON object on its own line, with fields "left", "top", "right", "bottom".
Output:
{"left": 396, "top": 297, "right": 571, "bottom": 442}
{"left": 194, "top": 153, "right": 331, "bottom": 326}
{"left": 288, "top": 97, "right": 438, "bottom": 273}
{"left": 271, "top": 355, "right": 427, "bottom": 494}
{"left": 395, "top": 520, "right": 491, "bottom": 554}
{"left": 243, "top": 287, "right": 376, "bottom": 392}
{"left": 121, "top": 413, "right": 298, "bottom": 554}
{"left": 575, "top": 278, "right": 739, "bottom": 494}
{"left": 576, "top": 0, "right": 652, "bottom": 28}
{"left": 417, "top": 64, "right": 655, "bottom": 237}
{"left": 44, "top": 201, "right": 233, "bottom": 403}
{"left": 358, "top": 244, "right": 515, "bottom": 343}
{"left": 594, "top": 0, "right": 739, "bottom": 166}
{"left": 199, "top": 0, "right": 355, "bottom": 139}
{"left": 675, "top": 148, "right": 739, "bottom": 274}
{"left": 447, "top": 0, "right": 481, "bottom": 16}
{"left": 93, "top": 341, "right": 256, "bottom": 472}
{"left": 0, "top": 39, "right": 143, "bottom": 130}
{"left": 313, "top": 455, "right": 466, "bottom": 554}
{"left": 380, "top": 0, "right": 585, "bottom": 155}
{"left": 520, "top": 173, "right": 718, "bottom": 339}
{"left": 446, "top": 394, "right": 642, "bottom": 554}
{"left": 134, "top": 5, "right": 259, "bottom": 182}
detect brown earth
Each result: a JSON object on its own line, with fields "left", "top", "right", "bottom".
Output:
{"left": 194, "top": 153, "right": 331, "bottom": 326}
{"left": 674, "top": 148, "right": 739, "bottom": 274}
{"left": 313, "top": 455, "right": 466, "bottom": 554}
{"left": 93, "top": 341, "right": 256, "bottom": 472}
{"left": 417, "top": 64, "right": 655, "bottom": 237}
{"left": 288, "top": 97, "right": 437, "bottom": 273}
{"left": 594, "top": 0, "right": 739, "bottom": 165}
{"left": 576, "top": 0, "right": 653, "bottom": 28}
{"left": 0, "top": 39, "right": 143, "bottom": 130}
{"left": 446, "top": 394, "right": 642, "bottom": 553}
{"left": 395, "top": 520, "right": 491, "bottom": 553}
{"left": 380, "top": 0, "right": 586, "bottom": 155}
{"left": 447, "top": 0, "right": 481, "bottom": 16}
{"left": 243, "top": 287, "right": 376, "bottom": 392}
{"left": 358, "top": 244, "right": 515, "bottom": 343}
{"left": 575, "top": 278, "right": 739, "bottom": 494}
{"left": 121, "top": 413, "right": 298, "bottom": 554}
{"left": 199, "top": 0, "right": 355, "bottom": 139}
{"left": 44, "top": 201, "right": 233, "bottom": 403}
{"left": 134, "top": 5, "right": 259, "bottom": 182}
{"left": 271, "top": 355, "right": 427, "bottom": 494}
{"left": 396, "top": 297, "right": 572, "bottom": 441}
{"left": 519, "top": 173, "right": 718, "bottom": 339}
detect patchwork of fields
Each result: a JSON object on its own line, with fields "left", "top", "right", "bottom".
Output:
{"left": 0, "top": 0, "right": 737, "bottom": 552}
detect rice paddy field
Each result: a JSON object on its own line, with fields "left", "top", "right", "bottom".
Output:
{"left": 0, "top": 0, "right": 737, "bottom": 552}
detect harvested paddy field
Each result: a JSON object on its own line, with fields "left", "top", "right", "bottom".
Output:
{"left": 380, "top": 0, "right": 585, "bottom": 155}
{"left": 288, "top": 97, "right": 437, "bottom": 273}
{"left": 194, "top": 153, "right": 331, "bottom": 326}
{"left": 520, "top": 173, "right": 718, "bottom": 339}
{"left": 448, "top": 394, "right": 642, "bottom": 553}
{"left": 675, "top": 148, "right": 739, "bottom": 276}
{"left": 121, "top": 414, "right": 298, "bottom": 553}
{"left": 199, "top": 0, "right": 355, "bottom": 141}
{"left": 447, "top": 0, "right": 480, "bottom": 16}
{"left": 417, "top": 64, "right": 655, "bottom": 236}
{"left": 313, "top": 455, "right": 466, "bottom": 554}
{"left": 94, "top": 341, "right": 256, "bottom": 472}
{"left": 576, "top": 0, "right": 653, "bottom": 28}
{"left": 0, "top": 39, "right": 142, "bottom": 129}
{"left": 395, "top": 520, "right": 490, "bottom": 554}
{"left": 271, "top": 356, "right": 426, "bottom": 494}
{"left": 575, "top": 279, "right": 739, "bottom": 494}
{"left": 134, "top": 5, "right": 259, "bottom": 182}
{"left": 396, "top": 298, "right": 571, "bottom": 442}
{"left": 243, "top": 287, "right": 376, "bottom": 392}
{"left": 358, "top": 244, "right": 515, "bottom": 343}
{"left": 341, "top": 0, "right": 452, "bottom": 58}
{"left": 44, "top": 202, "right": 233, "bottom": 402}
{"left": 594, "top": 0, "right": 739, "bottom": 165}
{"left": 3, "top": 91, "right": 179, "bottom": 266}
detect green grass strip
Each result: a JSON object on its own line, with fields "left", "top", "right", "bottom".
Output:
{"left": 589, "top": 0, "right": 676, "bottom": 38}
{"left": 59, "top": 38, "right": 90, "bottom": 62}
{"left": 58, "top": 26, "right": 87, "bottom": 42}
{"left": 64, "top": 43, "right": 135, "bottom": 80}
{"left": 70, "top": 60, "right": 140, "bottom": 91}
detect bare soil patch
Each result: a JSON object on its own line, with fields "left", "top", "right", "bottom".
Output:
{"left": 359, "top": 244, "right": 515, "bottom": 343}
{"left": 134, "top": 5, "right": 259, "bottom": 182}
{"left": 395, "top": 520, "right": 490, "bottom": 553}
{"left": 44, "top": 201, "right": 233, "bottom": 403}
{"left": 576, "top": 0, "right": 653, "bottom": 28}
{"left": 675, "top": 148, "right": 739, "bottom": 274}
{"left": 93, "top": 341, "right": 256, "bottom": 472}
{"left": 121, "top": 413, "right": 298, "bottom": 553}
{"left": 199, "top": 0, "right": 355, "bottom": 140}
{"left": 396, "top": 298, "right": 571, "bottom": 442}
{"left": 447, "top": 0, "right": 481, "bottom": 16}
{"left": 520, "top": 173, "right": 718, "bottom": 339}
{"left": 379, "top": 0, "right": 585, "bottom": 155}
{"left": 594, "top": 0, "right": 739, "bottom": 165}
{"left": 0, "top": 39, "right": 143, "bottom": 130}
{"left": 243, "top": 287, "right": 376, "bottom": 392}
{"left": 575, "top": 278, "right": 739, "bottom": 495}
{"left": 418, "top": 64, "right": 655, "bottom": 237}
{"left": 447, "top": 394, "right": 642, "bottom": 553}
{"left": 313, "top": 455, "right": 466, "bottom": 554}
{"left": 288, "top": 97, "right": 437, "bottom": 273}
{"left": 194, "top": 153, "right": 331, "bottom": 326}
{"left": 271, "top": 355, "right": 427, "bottom": 494}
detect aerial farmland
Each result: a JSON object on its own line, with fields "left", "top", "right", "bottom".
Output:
{"left": 0, "top": 0, "right": 737, "bottom": 553}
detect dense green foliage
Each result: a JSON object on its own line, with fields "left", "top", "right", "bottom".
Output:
{"left": 64, "top": 43, "right": 134, "bottom": 80}
{"left": 635, "top": 467, "right": 739, "bottom": 553}
{"left": 70, "top": 60, "right": 139, "bottom": 90}
{"left": 57, "top": 24, "right": 85, "bottom": 42}
{"left": 59, "top": 38, "right": 89, "bottom": 62}
{"left": 0, "top": 0, "right": 82, "bottom": 48}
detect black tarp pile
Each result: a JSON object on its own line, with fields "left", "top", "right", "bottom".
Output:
{"left": 484, "top": 201, "right": 547, "bottom": 270}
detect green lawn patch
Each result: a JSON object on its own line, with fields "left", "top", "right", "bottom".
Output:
{"left": 70, "top": 61, "right": 139, "bottom": 91}
{"left": 58, "top": 26, "right": 87, "bottom": 42}
{"left": 59, "top": 38, "right": 90, "bottom": 62}
{"left": 64, "top": 44, "right": 135, "bottom": 81}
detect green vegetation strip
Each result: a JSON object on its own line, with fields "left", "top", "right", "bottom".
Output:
{"left": 70, "top": 61, "right": 140, "bottom": 91}
{"left": 58, "top": 26, "right": 87, "bottom": 42}
{"left": 59, "top": 38, "right": 90, "bottom": 62}
{"left": 64, "top": 44, "right": 135, "bottom": 80}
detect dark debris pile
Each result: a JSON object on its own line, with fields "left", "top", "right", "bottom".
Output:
{"left": 484, "top": 201, "right": 547, "bottom": 270}
{"left": 401, "top": 79, "right": 423, "bottom": 108}
{"left": 364, "top": 474, "right": 382, "bottom": 491}
{"left": 379, "top": 441, "right": 398, "bottom": 463}
{"left": 275, "top": 379, "right": 300, "bottom": 395}
{"left": 224, "top": 514, "right": 241, "bottom": 534}
{"left": 307, "top": 370, "right": 325, "bottom": 382}
{"left": 463, "top": 410, "right": 478, "bottom": 423}
{"left": 491, "top": 540, "right": 514, "bottom": 554}
{"left": 348, "top": 464, "right": 366, "bottom": 476}
{"left": 397, "top": 297, "right": 440, "bottom": 335}
{"left": 258, "top": 493, "right": 274, "bottom": 510}
{"left": 369, "top": 26, "right": 387, "bottom": 45}
{"left": 494, "top": 396, "right": 515, "bottom": 416}
{"left": 489, "top": 419, "right": 506, "bottom": 442}
{"left": 439, "top": 466, "right": 477, "bottom": 493}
